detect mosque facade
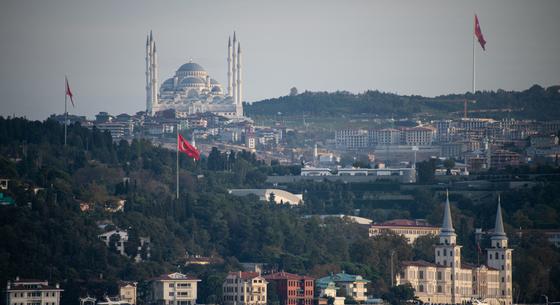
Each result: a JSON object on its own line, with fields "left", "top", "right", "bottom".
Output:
{"left": 145, "top": 31, "right": 243, "bottom": 119}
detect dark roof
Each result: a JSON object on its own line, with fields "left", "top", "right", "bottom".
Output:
{"left": 401, "top": 260, "right": 439, "bottom": 267}
{"left": 373, "top": 219, "right": 438, "bottom": 228}
{"left": 264, "top": 271, "right": 314, "bottom": 281}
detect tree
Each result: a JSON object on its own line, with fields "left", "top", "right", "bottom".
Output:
{"left": 443, "top": 158, "right": 455, "bottom": 175}
{"left": 289, "top": 87, "right": 298, "bottom": 96}
{"left": 416, "top": 159, "right": 436, "bottom": 184}
{"left": 382, "top": 284, "right": 416, "bottom": 305}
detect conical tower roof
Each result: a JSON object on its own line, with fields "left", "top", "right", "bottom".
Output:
{"left": 492, "top": 195, "right": 507, "bottom": 239}
{"left": 441, "top": 190, "right": 455, "bottom": 234}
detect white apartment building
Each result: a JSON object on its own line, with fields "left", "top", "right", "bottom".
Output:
{"left": 6, "top": 278, "right": 63, "bottom": 305}
{"left": 335, "top": 129, "right": 369, "bottom": 149}
{"left": 369, "top": 219, "right": 441, "bottom": 244}
{"left": 119, "top": 282, "right": 137, "bottom": 305}
{"left": 150, "top": 272, "right": 200, "bottom": 305}
{"left": 222, "top": 271, "right": 267, "bottom": 305}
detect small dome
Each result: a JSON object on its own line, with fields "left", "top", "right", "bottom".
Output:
{"left": 178, "top": 62, "right": 205, "bottom": 72}
{"left": 211, "top": 86, "right": 222, "bottom": 93}
{"left": 180, "top": 77, "right": 205, "bottom": 86}
{"left": 161, "top": 78, "right": 174, "bottom": 90}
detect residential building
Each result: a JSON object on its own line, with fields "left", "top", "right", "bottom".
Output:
{"left": 5, "top": 277, "right": 63, "bottom": 305}
{"left": 222, "top": 271, "right": 267, "bottom": 305}
{"left": 490, "top": 150, "right": 521, "bottom": 170}
{"left": 369, "top": 219, "right": 440, "bottom": 244}
{"left": 228, "top": 189, "right": 303, "bottom": 205}
{"left": 316, "top": 272, "right": 369, "bottom": 302}
{"left": 119, "top": 282, "right": 137, "bottom": 305}
{"left": 335, "top": 129, "right": 369, "bottom": 150}
{"left": 315, "top": 281, "right": 344, "bottom": 305}
{"left": 150, "top": 272, "right": 200, "bottom": 305}
{"left": 396, "top": 194, "right": 512, "bottom": 305}
{"left": 264, "top": 272, "right": 314, "bottom": 305}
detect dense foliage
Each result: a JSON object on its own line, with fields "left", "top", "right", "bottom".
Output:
{"left": 245, "top": 85, "right": 560, "bottom": 120}
{"left": 0, "top": 117, "right": 559, "bottom": 304}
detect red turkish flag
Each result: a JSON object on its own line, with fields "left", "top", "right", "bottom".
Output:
{"left": 474, "top": 14, "right": 486, "bottom": 51}
{"left": 178, "top": 134, "right": 200, "bottom": 160}
{"left": 65, "top": 76, "right": 75, "bottom": 107}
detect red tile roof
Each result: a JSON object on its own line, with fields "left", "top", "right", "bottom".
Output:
{"left": 228, "top": 271, "right": 263, "bottom": 280}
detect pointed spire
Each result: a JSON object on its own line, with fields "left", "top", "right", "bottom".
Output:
{"left": 493, "top": 195, "right": 506, "bottom": 237}
{"left": 228, "top": 36, "right": 231, "bottom": 47}
{"left": 238, "top": 41, "right": 241, "bottom": 53}
{"left": 442, "top": 190, "right": 455, "bottom": 233}
{"left": 146, "top": 35, "right": 149, "bottom": 46}
{"left": 233, "top": 31, "right": 237, "bottom": 42}
{"left": 150, "top": 30, "right": 153, "bottom": 41}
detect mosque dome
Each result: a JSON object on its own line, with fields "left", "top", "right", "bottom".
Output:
{"left": 178, "top": 62, "right": 205, "bottom": 72}
{"left": 161, "top": 78, "right": 174, "bottom": 90}
{"left": 211, "top": 86, "right": 222, "bottom": 93}
{"left": 180, "top": 77, "right": 205, "bottom": 86}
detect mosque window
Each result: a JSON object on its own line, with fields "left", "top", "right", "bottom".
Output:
{"left": 501, "top": 254, "right": 504, "bottom": 259}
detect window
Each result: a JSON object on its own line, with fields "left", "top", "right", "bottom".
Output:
{"left": 501, "top": 254, "right": 505, "bottom": 259}
{"left": 437, "top": 250, "right": 440, "bottom": 257}
{"left": 437, "top": 272, "right": 442, "bottom": 280}
{"left": 437, "top": 286, "right": 442, "bottom": 293}
{"left": 169, "top": 292, "right": 174, "bottom": 297}
{"left": 501, "top": 277, "right": 504, "bottom": 283}
{"left": 443, "top": 249, "right": 447, "bottom": 256}
{"left": 419, "top": 285, "right": 424, "bottom": 293}
{"left": 419, "top": 271, "right": 424, "bottom": 279}
{"left": 169, "top": 284, "right": 174, "bottom": 288}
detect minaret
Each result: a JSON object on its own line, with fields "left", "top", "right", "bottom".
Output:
{"left": 434, "top": 190, "right": 461, "bottom": 304}
{"left": 152, "top": 40, "right": 159, "bottom": 110}
{"left": 232, "top": 32, "right": 237, "bottom": 105}
{"left": 146, "top": 33, "right": 152, "bottom": 115}
{"left": 487, "top": 196, "right": 513, "bottom": 305}
{"left": 227, "top": 36, "right": 233, "bottom": 97}
{"left": 236, "top": 41, "right": 243, "bottom": 117}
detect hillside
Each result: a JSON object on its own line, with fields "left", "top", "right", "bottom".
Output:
{"left": 245, "top": 85, "right": 560, "bottom": 120}
{"left": 0, "top": 117, "right": 559, "bottom": 303}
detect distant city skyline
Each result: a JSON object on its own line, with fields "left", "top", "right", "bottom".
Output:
{"left": 1, "top": 0, "right": 559, "bottom": 120}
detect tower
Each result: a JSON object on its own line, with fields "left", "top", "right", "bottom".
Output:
{"left": 232, "top": 32, "right": 237, "bottom": 106}
{"left": 487, "top": 196, "right": 513, "bottom": 305}
{"left": 434, "top": 190, "right": 461, "bottom": 304}
{"left": 227, "top": 36, "right": 233, "bottom": 97}
{"left": 236, "top": 41, "right": 243, "bottom": 117}
{"left": 145, "top": 33, "right": 152, "bottom": 115}
{"left": 145, "top": 31, "right": 159, "bottom": 116}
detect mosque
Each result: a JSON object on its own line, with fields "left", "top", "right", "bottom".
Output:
{"left": 145, "top": 31, "right": 244, "bottom": 119}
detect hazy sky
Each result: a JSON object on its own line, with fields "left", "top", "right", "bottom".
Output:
{"left": 1, "top": 0, "right": 559, "bottom": 120}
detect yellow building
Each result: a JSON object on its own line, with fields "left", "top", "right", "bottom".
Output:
{"left": 222, "top": 271, "right": 267, "bottom": 305}
{"left": 369, "top": 219, "right": 440, "bottom": 244}
{"left": 396, "top": 194, "right": 513, "bottom": 305}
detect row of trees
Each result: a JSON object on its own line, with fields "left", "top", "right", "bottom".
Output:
{"left": 245, "top": 85, "right": 560, "bottom": 120}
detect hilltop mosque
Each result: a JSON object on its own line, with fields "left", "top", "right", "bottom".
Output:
{"left": 145, "top": 31, "right": 244, "bottom": 119}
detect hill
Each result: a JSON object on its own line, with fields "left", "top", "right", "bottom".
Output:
{"left": 245, "top": 85, "right": 560, "bottom": 120}
{"left": 0, "top": 117, "right": 559, "bottom": 303}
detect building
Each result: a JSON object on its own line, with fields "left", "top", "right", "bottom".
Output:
{"left": 119, "top": 282, "right": 137, "bottom": 305}
{"left": 396, "top": 194, "right": 513, "bottom": 305}
{"left": 264, "top": 272, "right": 314, "bottom": 305}
{"left": 335, "top": 129, "right": 369, "bottom": 150}
{"left": 222, "top": 271, "right": 267, "bottom": 305}
{"left": 316, "top": 272, "right": 369, "bottom": 302}
{"left": 228, "top": 189, "right": 303, "bottom": 205}
{"left": 490, "top": 150, "right": 521, "bottom": 170}
{"left": 315, "top": 281, "right": 345, "bottom": 305}
{"left": 146, "top": 31, "right": 243, "bottom": 119}
{"left": 400, "top": 126, "right": 436, "bottom": 146}
{"left": 368, "top": 219, "right": 440, "bottom": 244}
{"left": 150, "top": 272, "right": 200, "bottom": 305}
{"left": 5, "top": 277, "right": 63, "bottom": 305}
{"left": 98, "top": 229, "right": 151, "bottom": 262}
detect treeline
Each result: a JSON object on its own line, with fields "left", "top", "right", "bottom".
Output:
{"left": 0, "top": 117, "right": 559, "bottom": 304}
{"left": 244, "top": 85, "right": 560, "bottom": 120}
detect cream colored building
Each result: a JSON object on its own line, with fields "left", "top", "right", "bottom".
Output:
{"left": 150, "top": 272, "right": 200, "bottom": 305}
{"left": 316, "top": 272, "right": 369, "bottom": 302}
{"left": 6, "top": 277, "right": 63, "bottom": 305}
{"left": 396, "top": 194, "right": 513, "bottom": 305}
{"left": 222, "top": 271, "right": 267, "bottom": 305}
{"left": 119, "top": 282, "right": 137, "bottom": 305}
{"left": 369, "top": 219, "right": 441, "bottom": 244}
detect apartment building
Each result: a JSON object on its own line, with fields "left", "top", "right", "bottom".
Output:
{"left": 222, "top": 271, "right": 267, "bottom": 305}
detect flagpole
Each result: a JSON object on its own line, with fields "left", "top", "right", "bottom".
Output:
{"left": 176, "top": 123, "right": 180, "bottom": 200}
{"left": 64, "top": 77, "right": 68, "bottom": 146}
{"left": 472, "top": 15, "right": 476, "bottom": 94}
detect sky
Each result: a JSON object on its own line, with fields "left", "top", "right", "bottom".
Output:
{"left": 0, "top": 0, "right": 559, "bottom": 120}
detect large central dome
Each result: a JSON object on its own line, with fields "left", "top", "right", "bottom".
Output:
{"left": 178, "top": 62, "right": 205, "bottom": 72}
